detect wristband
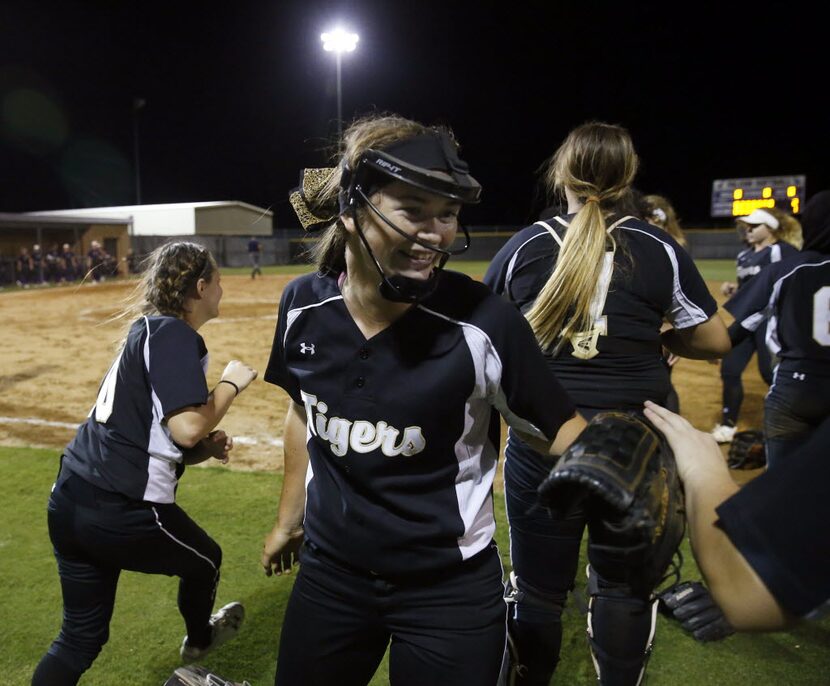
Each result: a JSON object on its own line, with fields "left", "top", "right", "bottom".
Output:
{"left": 218, "top": 379, "right": 240, "bottom": 396}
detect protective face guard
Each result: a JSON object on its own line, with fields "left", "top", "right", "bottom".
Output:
{"left": 340, "top": 137, "right": 481, "bottom": 302}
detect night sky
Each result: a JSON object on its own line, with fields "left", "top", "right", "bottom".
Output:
{"left": 1, "top": 0, "right": 825, "bottom": 228}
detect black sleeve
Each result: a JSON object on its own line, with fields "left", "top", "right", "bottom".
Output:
{"left": 667, "top": 240, "right": 718, "bottom": 327}
{"left": 485, "top": 295, "right": 576, "bottom": 442}
{"left": 150, "top": 320, "right": 209, "bottom": 417}
{"left": 264, "top": 285, "right": 302, "bottom": 404}
{"left": 715, "top": 416, "right": 830, "bottom": 618}
{"left": 724, "top": 261, "right": 785, "bottom": 330}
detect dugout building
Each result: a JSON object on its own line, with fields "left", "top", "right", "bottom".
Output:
{"left": 0, "top": 201, "right": 276, "bottom": 285}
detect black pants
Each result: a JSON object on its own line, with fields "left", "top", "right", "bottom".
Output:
{"left": 720, "top": 325, "right": 773, "bottom": 425}
{"left": 504, "top": 414, "right": 656, "bottom": 686}
{"left": 32, "top": 467, "right": 222, "bottom": 685}
{"left": 275, "top": 540, "right": 507, "bottom": 686}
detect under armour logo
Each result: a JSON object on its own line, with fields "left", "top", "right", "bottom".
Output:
{"left": 300, "top": 342, "right": 316, "bottom": 355}
{"left": 793, "top": 372, "right": 806, "bottom": 381}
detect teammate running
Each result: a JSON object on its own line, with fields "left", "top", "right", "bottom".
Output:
{"left": 260, "top": 114, "right": 586, "bottom": 686}
{"left": 484, "top": 121, "right": 730, "bottom": 686}
{"left": 711, "top": 207, "right": 802, "bottom": 442}
{"left": 723, "top": 190, "right": 830, "bottom": 468}
{"left": 32, "top": 241, "right": 257, "bottom": 686}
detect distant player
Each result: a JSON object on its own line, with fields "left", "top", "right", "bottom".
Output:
{"left": 248, "top": 236, "right": 262, "bottom": 278}
{"left": 261, "top": 114, "right": 586, "bottom": 686}
{"left": 484, "top": 121, "right": 729, "bottom": 686}
{"left": 723, "top": 191, "right": 830, "bottom": 467}
{"left": 711, "top": 207, "right": 802, "bottom": 443}
{"left": 32, "top": 241, "right": 257, "bottom": 686}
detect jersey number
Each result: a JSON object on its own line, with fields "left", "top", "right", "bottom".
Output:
{"left": 93, "top": 349, "right": 124, "bottom": 423}
{"left": 569, "top": 253, "right": 614, "bottom": 360}
{"left": 814, "top": 286, "right": 830, "bottom": 347}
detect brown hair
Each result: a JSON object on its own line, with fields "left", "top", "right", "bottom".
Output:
{"left": 643, "top": 194, "right": 687, "bottom": 247}
{"left": 110, "top": 241, "right": 216, "bottom": 344}
{"left": 766, "top": 207, "right": 803, "bottom": 249}
{"left": 306, "top": 113, "right": 458, "bottom": 274}
{"left": 526, "top": 121, "right": 639, "bottom": 352}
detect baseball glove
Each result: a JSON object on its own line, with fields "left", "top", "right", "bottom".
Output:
{"left": 164, "top": 665, "right": 250, "bottom": 686}
{"left": 727, "top": 429, "right": 766, "bottom": 469}
{"left": 537, "top": 411, "right": 686, "bottom": 597}
{"left": 658, "top": 580, "right": 735, "bottom": 641}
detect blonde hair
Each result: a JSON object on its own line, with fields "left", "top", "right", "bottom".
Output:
{"left": 643, "top": 194, "right": 687, "bottom": 247}
{"left": 110, "top": 241, "right": 216, "bottom": 345}
{"left": 765, "top": 207, "right": 803, "bottom": 249}
{"left": 526, "top": 122, "right": 639, "bottom": 352}
{"left": 307, "top": 113, "right": 457, "bottom": 274}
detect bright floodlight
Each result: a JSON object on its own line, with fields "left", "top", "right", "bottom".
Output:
{"left": 321, "top": 28, "right": 359, "bottom": 53}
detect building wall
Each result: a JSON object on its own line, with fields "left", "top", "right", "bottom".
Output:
{"left": 132, "top": 206, "right": 195, "bottom": 235}
{"left": 195, "top": 206, "right": 273, "bottom": 236}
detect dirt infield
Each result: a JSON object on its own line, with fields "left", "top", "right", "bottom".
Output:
{"left": 0, "top": 273, "right": 766, "bottom": 482}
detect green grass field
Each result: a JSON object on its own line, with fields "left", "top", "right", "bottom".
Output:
{"left": 3, "top": 447, "right": 828, "bottom": 685}
{"left": 223, "top": 258, "right": 737, "bottom": 283}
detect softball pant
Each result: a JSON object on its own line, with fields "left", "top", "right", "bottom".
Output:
{"left": 32, "top": 465, "right": 222, "bottom": 686}
{"left": 274, "top": 539, "right": 507, "bottom": 686}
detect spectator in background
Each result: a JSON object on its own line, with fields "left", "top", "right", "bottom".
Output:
{"left": 45, "top": 244, "right": 61, "bottom": 283}
{"left": 123, "top": 248, "right": 140, "bottom": 275}
{"left": 16, "top": 246, "right": 33, "bottom": 287}
{"left": 61, "top": 243, "right": 78, "bottom": 282}
{"left": 711, "top": 207, "right": 802, "bottom": 443}
{"left": 86, "top": 241, "right": 107, "bottom": 283}
{"left": 31, "top": 243, "right": 45, "bottom": 284}
{"left": 248, "top": 236, "right": 262, "bottom": 279}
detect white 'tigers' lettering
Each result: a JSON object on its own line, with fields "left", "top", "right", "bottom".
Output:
{"left": 301, "top": 391, "right": 425, "bottom": 457}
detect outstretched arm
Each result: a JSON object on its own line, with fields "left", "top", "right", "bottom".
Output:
{"left": 643, "top": 401, "right": 793, "bottom": 630}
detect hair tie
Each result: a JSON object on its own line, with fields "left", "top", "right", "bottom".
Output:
{"left": 585, "top": 195, "right": 601, "bottom": 204}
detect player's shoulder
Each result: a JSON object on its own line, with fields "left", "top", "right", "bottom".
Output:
{"left": 617, "top": 217, "right": 680, "bottom": 245}
{"left": 504, "top": 220, "right": 559, "bottom": 253}
{"left": 280, "top": 270, "right": 341, "bottom": 308}
{"left": 144, "top": 315, "right": 201, "bottom": 343}
{"left": 423, "top": 269, "right": 526, "bottom": 328}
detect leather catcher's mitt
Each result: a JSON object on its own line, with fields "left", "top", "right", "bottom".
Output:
{"left": 727, "top": 429, "right": 766, "bottom": 469}
{"left": 658, "top": 580, "right": 735, "bottom": 641}
{"left": 537, "top": 411, "right": 686, "bottom": 596}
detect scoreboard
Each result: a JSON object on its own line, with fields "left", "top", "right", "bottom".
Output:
{"left": 711, "top": 175, "right": 806, "bottom": 218}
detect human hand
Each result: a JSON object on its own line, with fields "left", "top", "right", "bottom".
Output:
{"left": 221, "top": 360, "right": 258, "bottom": 393}
{"left": 643, "top": 400, "right": 728, "bottom": 484}
{"left": 205, "top": 429, "right": 233, "bottom": 464}
{"left": 720, "top": 282, "right": 736, "bottom": 297}
{"left": 262, "top": 524, "right": 304, "bottom": 577}
{"left": 662, "top": 347, "right": 680, "bottom": 367}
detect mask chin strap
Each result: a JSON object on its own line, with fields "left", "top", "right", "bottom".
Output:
{"left": 350, "top": 188, "right": 469, "bottom": 304}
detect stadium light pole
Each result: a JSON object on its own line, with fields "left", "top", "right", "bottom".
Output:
{"left": 132, "top": 97, "right": 146, "bottom": 204}
{"left": 320, "top": 28, "right": 359, "bottom": 140}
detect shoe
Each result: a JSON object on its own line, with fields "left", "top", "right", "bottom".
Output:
{"left": 180, "top": 602, "right": 245, "bottom": 661}
{"left": 166, "top": 664, "right": 251, "bottom": 686}
{"left": 711, "top": 424, "right": 737, "bottom": 443}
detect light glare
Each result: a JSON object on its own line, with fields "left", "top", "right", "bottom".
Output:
{"left": 321, "top": 28, "right": 359, "bottom": 53}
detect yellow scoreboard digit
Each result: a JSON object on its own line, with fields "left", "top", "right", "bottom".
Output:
{"left": 711, "top": 175, "right": 805, "bottom": 217}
